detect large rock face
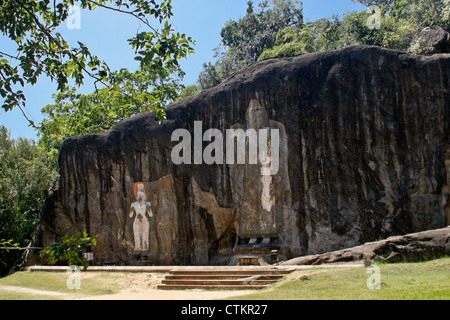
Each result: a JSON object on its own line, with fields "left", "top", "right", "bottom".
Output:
{"left": 36, "top": 46, "right": 449, "bottom": 266}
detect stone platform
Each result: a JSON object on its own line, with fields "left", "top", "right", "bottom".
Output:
{"left": 25, "top": 264, "right": 363, "bottom": 291}
{"left": 25, "top": 263, "right": 363, "bottom": 273}
{"left": 157, "top": 269, "right": 293, "bottom": 290}
{"left": 25, "top": 265, "right": 296, "bottom": 273}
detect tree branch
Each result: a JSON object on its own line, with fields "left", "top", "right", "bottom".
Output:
{"left": 0, "top": 51, "right": 20, "bottom": 61}
{"left": 12, "top": 0, "right": 109, "bottom": 88}
{"left": 4, "top": 0, "right": 171, "bottom": 120}
{"left": 86, "top": 0, "right": 160, "bottom": 34}
{"left": 18, "top": 104, "right": 38, "bottom": 129}
{"left": 0, "top": 247, "right": 43, "bottom": 250}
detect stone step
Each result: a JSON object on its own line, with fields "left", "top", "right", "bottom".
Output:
{"left": 167, "top": 269, "right": 293, "bottom": 276}
{"left": 157, "top": 284, "right": 268, "bottom": 290}
{"left": 165, "top": 274, "right": 284, "bottom": 280}
{"left": 161, "top": 279, "right": 276, "bottom": 286}
{"left": 157, "top": 268, "right": 293, "bottom": 291}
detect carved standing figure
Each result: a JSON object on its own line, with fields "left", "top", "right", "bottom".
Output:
{"left": 130, "top": 183, "right": 153, "bottom": 251}
{"left": 156, "top": 190, "right": 177, "bottom": 259}
{"left": 230, "top": 99, "right": 301, "bottom": 257}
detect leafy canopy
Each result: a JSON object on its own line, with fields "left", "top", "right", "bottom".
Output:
{"left": 259, "top": 0, "right": 450, "bottom": 59}
{"left": 0, "top": 125, "right": 57, "bottom": 275}
{"left": 0, "top": 0, "right": 195, "bottom": 123}
{"left": 197, "top": 0, "right": 303, "bottom": 90}
{"left": 0, "top": 126, "right": 57, "bottom": 242}
{"left": 40, "top": 232, "right": 98, "bottom": 270}
{"left": 38, "top": 65, "right": 185, "bottom": 164}
{"left": 191, "top": 0, "right": 449, "bottom": 95}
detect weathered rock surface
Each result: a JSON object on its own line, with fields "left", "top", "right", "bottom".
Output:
{"left": 413, "top": 26, "right": 450, "bottom": 54}
{"left": 280, "top": 226, "right": 450, "bottom": 265}
{"left": 32, "top": 45, "right": 449, "bottom": 266}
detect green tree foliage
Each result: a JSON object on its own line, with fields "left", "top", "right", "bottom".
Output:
{"left": 197, "top": 0, "right": 303, "bottom": 90}
{"left": 0, "top": 0, "right": 194, "bottom": 123}
{"left": 39, "top": 66, "right": 184, "bottom": 164}
{"left": 0, "top": 239, "right": 20, "bottom": 251}
{"left": 259, "top": 24, "right": 315, "bottom": 59}
{"left": 177, "top": 84, "right": 201, "bottom": 101}
{"left": 198, "top": 60, "right": 227, "bottom": 90}
{"left": 0, "top": 125, "right": 57, "bottom": 276}
{"left": 260, "top": 0, "right": 449, "bottom": 60}
{"left": 183, "top": 0, "right": 449, "bottom": 98}
{"left": 40, "top": 232, "right": 98, "bottom": 270}
{"left": 221, "top": 0, "right": 303, "bottom": 65}
{"left": 353, "top": 0, "right": 449, "bottom": 28}
{"left": 0, "top": 2, "right": 194, "bottom": 277}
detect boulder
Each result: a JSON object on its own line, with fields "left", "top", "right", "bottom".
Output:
{"left": 412, "top": 26, "right": 450, "bottom": 54}
{"left": 280, "top": 226, "right": 450, "bottom": 265}
{"left": 31, "top": 45, "right": 450, "bottom": 266}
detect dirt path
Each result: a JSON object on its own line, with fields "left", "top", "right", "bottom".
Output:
{"left": 0, "top": 275, "right": 253, "bottom": 300}
{"left": 0, "top": 285, "right": 71, "bottom": 298}
{"left": 79, "top": 272, "right": 255, "bottom": 300}
{"left": 1, "top": 266, "right": 347, "bottom": 300}
{"left": 79, "top": 270, "right": 328, "bottom": 300}
{"left": 81, "top": 287, "right": 256, "bottom": 300}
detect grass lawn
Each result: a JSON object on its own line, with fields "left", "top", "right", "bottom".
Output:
{"left": 0, "top": 257, "right": 448, "bottom": 300}
{"left": 230, "top": 257, "right": 450, "bottom": 300}
{"left": 0, "top": 271, "right": 163, "bottom": 300}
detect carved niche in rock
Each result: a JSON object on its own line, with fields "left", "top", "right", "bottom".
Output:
{"left": 124, "top": 175, "right": 179, "bottom": 265}
{"left": 228, "top": 99, "right": 301, "bottom": 258}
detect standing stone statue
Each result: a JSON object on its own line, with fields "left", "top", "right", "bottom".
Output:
{"left": 156, "top": 189, "right": 177, "bottom": 261}
{"left": 230, "top": 99, "right": 300, "bottom": 259}
{"left": 129, "top": 183, "right": 153, "bottom": 251}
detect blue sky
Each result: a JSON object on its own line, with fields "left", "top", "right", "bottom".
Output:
{"left": 0, "top": 0, "right": 366, "bottom": 140}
